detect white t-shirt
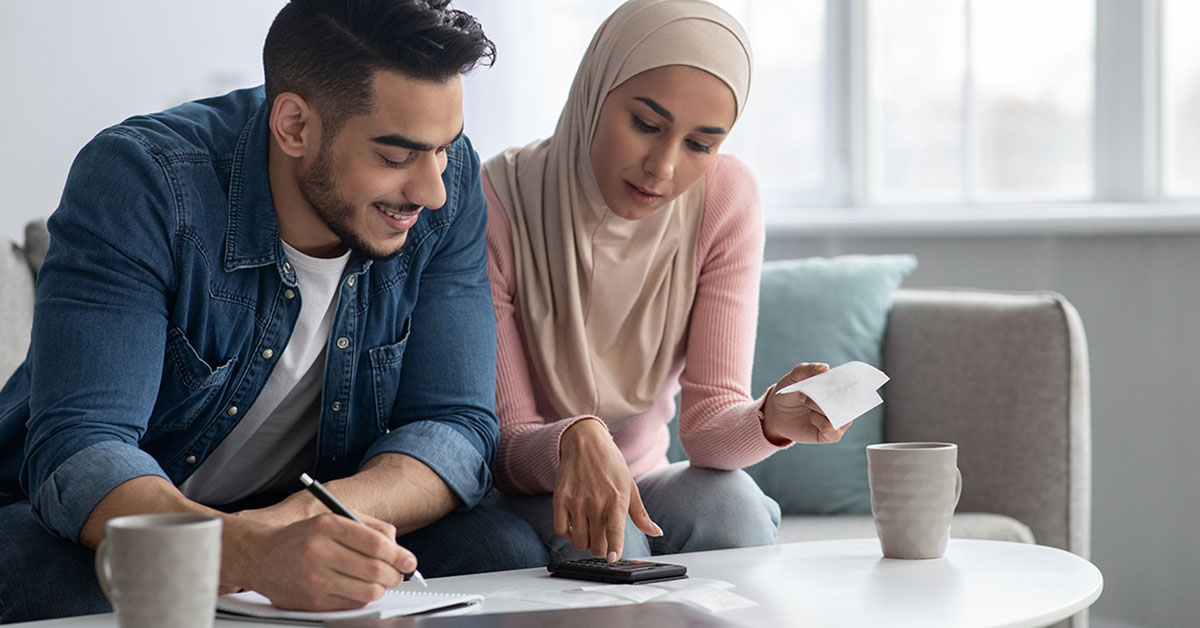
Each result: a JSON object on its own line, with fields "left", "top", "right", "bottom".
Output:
{"left": 180, "top": 241, "right": 350, "bottom": 505}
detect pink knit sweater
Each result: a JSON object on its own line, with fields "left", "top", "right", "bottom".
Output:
{"left": 484, "top": 154, "right": 787, "bottom": 496}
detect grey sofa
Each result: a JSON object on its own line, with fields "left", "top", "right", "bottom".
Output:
{"left": 0, "top": 221, "right": 46, "bottom": 384}
{"left": 775, "top": 288, "right": 1091, "bottom": 559}
{"left": 0, "top": 221, "right": 1091, "bottom": 626}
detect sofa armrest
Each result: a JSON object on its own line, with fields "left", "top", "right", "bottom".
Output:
{"left": 881, "top": 289, "right": 1091, "bottom": 558}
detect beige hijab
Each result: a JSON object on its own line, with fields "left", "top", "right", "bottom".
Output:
{"left": 484, "top": 0, "right": 752, "bottom": 429}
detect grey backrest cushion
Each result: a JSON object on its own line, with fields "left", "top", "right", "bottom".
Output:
{"left": 883, "top": 289, "right": 1090, "bottom": 555}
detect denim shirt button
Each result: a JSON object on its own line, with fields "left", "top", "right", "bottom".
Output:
{"left": 346, "top": 276, "right": 356, "bottom": 287}
{"left": 283, "top": 261, "right": 293, "bottom": 274}
{"left": 226, "top": 406, "right": 239, "bottom": 416}
{"left": 185, "top": 455, "right": 197, "bottom": 464}
{"left": 336, "top": 337, "right": 350, "bottom": 349}
{"left": 261, "top": 349, "right": 274, "bottom": 359}
{"left": 284, "top": 289, "right": 296, "bottom": 300}
{"left": 330, "top": 401, "right": 343, "bottom": 411}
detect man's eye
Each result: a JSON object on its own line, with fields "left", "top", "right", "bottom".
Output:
{"left": 382, "top": 154, "right": 413, "bottom": 168}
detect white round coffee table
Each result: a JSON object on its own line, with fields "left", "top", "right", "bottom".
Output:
{"left": 17, "top": 538, "right": 1102, "bottom": 628}
{"left": 674, "top": 538, "right": 1104, "bottom": 627}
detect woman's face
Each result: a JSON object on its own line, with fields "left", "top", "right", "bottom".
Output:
{"left": 589, "top": 65, "right": 737, "bottom": 221}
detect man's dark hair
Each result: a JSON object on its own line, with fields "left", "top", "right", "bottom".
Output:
{"left": 263, "top": 0, "right": 495, "bottom": 137}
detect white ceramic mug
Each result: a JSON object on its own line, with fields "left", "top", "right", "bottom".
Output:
{"left": 94, "top": 513, "right": 222, "bottom": 628}
{"left": 866, "top": 442, "right": 962, "bottom": 559}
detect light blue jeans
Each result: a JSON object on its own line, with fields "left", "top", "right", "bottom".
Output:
{"left": 0, "top": 500, "right": 548, "bottom": 623}
{"left": 488, "top": 461, "right": 781, "bottom": 562}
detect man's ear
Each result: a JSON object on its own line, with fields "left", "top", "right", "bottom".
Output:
{"left": 269, "top": 92, "right": 319, "bottom": 159}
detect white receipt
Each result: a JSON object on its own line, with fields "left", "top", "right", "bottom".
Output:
{"left": 485, "top": 578, "right": 755, "bottom": 614}
{"left": 775, "top": 361, "right": 889, "bottom": 429}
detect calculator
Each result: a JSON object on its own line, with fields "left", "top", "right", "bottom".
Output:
{"left": 547, "top": 557, "right": 688, "bottom": 584}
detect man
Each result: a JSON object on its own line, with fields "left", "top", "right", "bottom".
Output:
{"left": 0, "top": 0, "right": 548, "bottom": 621}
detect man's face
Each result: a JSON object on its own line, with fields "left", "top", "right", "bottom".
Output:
{"left": 298, "top": 70, "right": 464, "bottom": 260}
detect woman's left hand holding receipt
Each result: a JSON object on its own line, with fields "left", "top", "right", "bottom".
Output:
{"left": 223, "top": 509, "right": 416, "bottom": 611}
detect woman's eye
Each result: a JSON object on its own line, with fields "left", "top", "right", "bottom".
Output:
{"left": 686, "top": 139, "right": 713, "bottom": 154}
{"left": 631, "top": 115, "right": 658, "bottom": 133}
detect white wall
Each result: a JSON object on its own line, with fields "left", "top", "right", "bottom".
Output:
{"left": 0, "top": 1, "right": 285, "bottom": 243}
{"left": 766, "top": 227, "right": 1200, "bottom": 628}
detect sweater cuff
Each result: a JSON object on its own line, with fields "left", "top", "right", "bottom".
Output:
{"left": 758, "top": 384, "right": 794, "bottom": 448}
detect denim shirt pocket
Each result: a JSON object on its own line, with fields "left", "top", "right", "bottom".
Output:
{"left": 153, "top": 327, "right": 237, "bottom": 431}
{"left": 367, "top": 317, "right": 412, "bottom": 433}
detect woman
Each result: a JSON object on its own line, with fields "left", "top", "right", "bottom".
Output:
{"left": 482, "top": 0, "right": 852, "bottom": 563}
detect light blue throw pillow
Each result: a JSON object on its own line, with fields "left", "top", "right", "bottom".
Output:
{"left": 744, "top": 254, "right": 917, "bottom": 514}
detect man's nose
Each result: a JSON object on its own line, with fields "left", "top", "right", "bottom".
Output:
{"left": 404, "top": 153, "right": 447, "bottom": 210}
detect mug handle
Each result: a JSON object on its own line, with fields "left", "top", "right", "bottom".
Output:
{"left": 94, "top": 539, "right": 115, "bottom": 601}
{"left": 953, "top": 467, "right": 963, "bottom": 508}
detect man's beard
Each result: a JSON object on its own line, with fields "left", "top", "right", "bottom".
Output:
{"left": 297, "top": 143, "right": 416, "bottom": 261}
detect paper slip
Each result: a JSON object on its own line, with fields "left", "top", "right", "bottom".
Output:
{"left": 775, "top": 361, "right": 889, "bottom": 429}
{"left": 486, "top": 578, "right": 755, "bottom": 614}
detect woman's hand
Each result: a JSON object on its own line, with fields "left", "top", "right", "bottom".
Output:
{"left": 761, "top": 363, "right": 853, "bottom": 445}
{"left": 554, "top": 418, "right": 662, "bottom": 562}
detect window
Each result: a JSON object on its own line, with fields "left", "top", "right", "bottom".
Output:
{"left": 459, "top": 0, "right": 1199, "bottom": 212}
{"left": 1162, "top": 0, "right": 1200, "bottom": 198}
{"left": 867, "top": 0, "right": 1093, "bottom": 204}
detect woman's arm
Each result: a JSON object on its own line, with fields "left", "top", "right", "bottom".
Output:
{"left": 675, "top": 155, "right": 789, "bottom": 468}
{"left": 482, "top": 171, "right": 604, "bottom": 495}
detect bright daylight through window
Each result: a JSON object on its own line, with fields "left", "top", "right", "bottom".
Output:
{"left": 459, "top": 0, "right": 1200, "bottom": 214}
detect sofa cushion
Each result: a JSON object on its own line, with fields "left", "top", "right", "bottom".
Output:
{"left": 0, "top": 239, "right": 35, "bottom": 383}
{"left": 744, "top": 255, "right": 917, "bottom": 515}
{"left": 23, "top": 220, "right": 49, "bottom": 275}
{"left": 776, "top": 512, "right": 1035, "bottom": 545}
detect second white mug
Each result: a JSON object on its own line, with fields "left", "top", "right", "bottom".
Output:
{"left": 866, "top": 442, "right": 962, "bottom": 559}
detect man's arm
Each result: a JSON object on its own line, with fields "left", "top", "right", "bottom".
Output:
{"left": 22, "top": 131, "right": 177, "bottom": 540}
{"left": 79, "top": 475, "right": 417, "bottom": 611}
{"left": 240, "top": 453, "right": 460, "bottom": 535}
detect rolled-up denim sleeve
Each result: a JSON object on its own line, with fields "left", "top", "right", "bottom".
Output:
{"left": 361, "top": 420, "right": 491, "bottom": 508}
{"left": 366, "top": 136, "right": 498, "bottom": 509}
{"left": 22, "top": 130, "right": 176, "bottom": 540}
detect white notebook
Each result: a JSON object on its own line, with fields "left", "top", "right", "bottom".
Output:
{"left": 216, "top": 588, "right": 483, "bottom": 622}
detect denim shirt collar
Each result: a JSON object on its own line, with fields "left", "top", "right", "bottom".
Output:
{"left": 221, "top": 100, "right": 371, "bottom": 283}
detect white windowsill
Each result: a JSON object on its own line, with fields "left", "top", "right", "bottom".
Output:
{"left": 764, "top": 202, "right": 1200, "bottom": 238}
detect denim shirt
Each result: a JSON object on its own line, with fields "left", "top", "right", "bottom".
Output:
{"left": 0, "top": 87, "right": 499, "bottom": 541}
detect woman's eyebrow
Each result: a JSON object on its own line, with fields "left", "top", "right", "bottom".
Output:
{"left": 634, "top": 96, "right": 674, "bottom": 122}
{"left": 633, "top": 96, "right": 727, "bottom": 135}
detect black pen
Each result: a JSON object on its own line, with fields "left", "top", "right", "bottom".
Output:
{"left": 299, "top": 472, "right": 427, "bottom": 587}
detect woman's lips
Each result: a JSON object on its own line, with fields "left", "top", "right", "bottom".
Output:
{"left": 624, "top": 181, "right": 662, "bottom": 206}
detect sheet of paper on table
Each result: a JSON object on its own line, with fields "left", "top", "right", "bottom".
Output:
{"left": 774, "top": 361, "right": 890, "bottom": 429}
{"left": 485, "top": 577, "right": 755, "bottom": 614}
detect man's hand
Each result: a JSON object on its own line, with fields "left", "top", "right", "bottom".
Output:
{"left": 554, "top": 419, "right": 662, "bottom": 563}
{"left": 761, "top": 363, "right": 853, "bottom": 445}
{"left": 231, "top": 512, "right": 416, "bottom": 611}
